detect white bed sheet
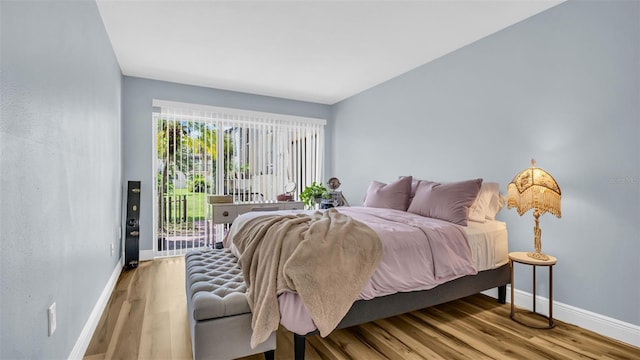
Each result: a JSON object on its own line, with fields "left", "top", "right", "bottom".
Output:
{"left": 464, "top": 220, "right": 509, "bottom": 271}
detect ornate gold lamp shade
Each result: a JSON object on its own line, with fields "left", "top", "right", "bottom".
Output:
{"left": 507, "top": 159, "right": 561, "bottom": 261}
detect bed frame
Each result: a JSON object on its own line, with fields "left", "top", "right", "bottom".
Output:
{"left": 291, "top": 264, "right": 510, "bottom": 360}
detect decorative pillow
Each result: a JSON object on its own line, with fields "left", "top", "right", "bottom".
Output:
{"left": 468, "top": 182, "right": 500, "bottom": 223}
{"left": 407, "top": 178, "right": 483, "bottom": 226}
{"left": 363, "top": 176, "right": 413, "bottom": 211}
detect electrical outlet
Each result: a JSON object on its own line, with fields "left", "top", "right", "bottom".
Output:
{"left": 48, "top": 303, "right": 56, "bottom": 336}
{"left": 111, "top": 243, "right": 115, "bottom": 256}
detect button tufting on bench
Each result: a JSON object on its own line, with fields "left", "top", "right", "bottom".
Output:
{"left": 185, "top": 249, "right": 250, "bottom": 321}
{"left": 185, "top": 248, "right": 276, "bottom": 359}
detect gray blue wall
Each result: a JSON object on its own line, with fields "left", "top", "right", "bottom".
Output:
{"left": 331, "top": 0, "right": 639, "bottom": 326}
{"left": 0, "top": 1, "right": 123, "bottom": 358}
{"left": 1, "top": 0, "right": 637, "bottom": 357}
{"left": 122, "top": 77, "right": 331, "bottom": 253}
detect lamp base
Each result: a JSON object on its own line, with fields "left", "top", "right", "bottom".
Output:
{"left": 527, "top": 252, "right": 550, "bottom": 261}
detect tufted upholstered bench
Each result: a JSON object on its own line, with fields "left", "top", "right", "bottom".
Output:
{"left": 185, "top": 249, "right": 276, "bottom": 360}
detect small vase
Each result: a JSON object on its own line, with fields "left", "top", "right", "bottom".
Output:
{"left": 308, "top": 197, "right": 322, "bottom": 210}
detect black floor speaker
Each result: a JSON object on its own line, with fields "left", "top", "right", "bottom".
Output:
{"left": 124, "top": 181, "right": 141, "bottom": 269}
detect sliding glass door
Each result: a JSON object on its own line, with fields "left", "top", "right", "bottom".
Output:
{"left": 154, "top": 116, "right": 221, "bottom": 255}
{"left": 152, "top": 102, "right": 325, "bottom": 257}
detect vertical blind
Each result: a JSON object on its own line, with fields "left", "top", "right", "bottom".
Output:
{"left": 152, "top": 100, "right": 326, "bottom": 255}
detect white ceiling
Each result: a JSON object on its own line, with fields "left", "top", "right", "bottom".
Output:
{"left": 97, "top": 0, "right": 563, "bottom": 105}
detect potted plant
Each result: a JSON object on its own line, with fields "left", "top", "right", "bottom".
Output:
{"left": 300, "top": 181, "right": 331, "bottom": 209}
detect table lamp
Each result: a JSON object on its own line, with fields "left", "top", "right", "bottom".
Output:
{"left": 507, "top": 159, "right": 561, "bottom": 261}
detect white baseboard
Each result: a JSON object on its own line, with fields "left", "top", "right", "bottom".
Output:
{"left": 482, "top": 287, "right": 640, "bottom": 348}
{"left": 68, "top": 257, "right": 124, "bottom": 359}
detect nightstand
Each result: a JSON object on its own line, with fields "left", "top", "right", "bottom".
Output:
{"left": 509, "top": 251, "right": 557, "bottom": 329}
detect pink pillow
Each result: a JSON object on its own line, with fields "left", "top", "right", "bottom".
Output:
{"left": 407, "top": 178, "right": 483, "bottom": 226}
{"left": 399, "top": 175, "right": 425, "bottom": 201}
{"left": 363, "top": 176, "right": 413, "bottom": 211}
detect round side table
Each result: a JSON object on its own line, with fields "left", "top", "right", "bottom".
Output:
{"left": 509, "top": 251, "right": 557, "bottom": 329}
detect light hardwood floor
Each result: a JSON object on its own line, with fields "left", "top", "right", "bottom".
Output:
{"left": 84, "top": 256, "right": 640, "bottom": 360}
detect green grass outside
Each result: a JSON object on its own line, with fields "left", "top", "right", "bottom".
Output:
{"left": 163, "top": 189, "right": 209, "bottom": 222}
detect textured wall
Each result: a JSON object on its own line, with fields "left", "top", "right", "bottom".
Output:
{"left": 0, "top": 1, "right": 122, "bottom": 358}
{"left": 122, "top": 77, "right": 331, "bottom": 253}
{"left": 331, "top": 1, "right": 639, "bottom": 326}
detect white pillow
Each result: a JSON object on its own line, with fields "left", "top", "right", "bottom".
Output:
{"left": 486, "top": 192, "right": 506, "bottom": 221}
{"left": 469, "top": 182, "right": 500, "bottom": 223}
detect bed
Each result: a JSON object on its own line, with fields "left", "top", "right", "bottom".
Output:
{"left": 223, "top": 177, "right": 510, "bottom": 359}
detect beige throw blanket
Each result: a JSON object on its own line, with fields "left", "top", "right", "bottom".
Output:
{"left": 226, "top": 209, "right": 382, "bottom": 348}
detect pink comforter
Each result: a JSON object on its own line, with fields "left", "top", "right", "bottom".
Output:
{"left": 278, "top": 206, "right": 478, "bottom": 335}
